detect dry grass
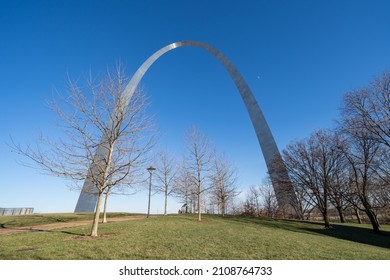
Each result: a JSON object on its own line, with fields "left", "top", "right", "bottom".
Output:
{"left": 1, "top": 214, "right": 389, "bottom": 260}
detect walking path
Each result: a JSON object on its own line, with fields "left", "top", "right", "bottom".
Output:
{"left": 0, "top": 215, "right": 149, "bottom": 235}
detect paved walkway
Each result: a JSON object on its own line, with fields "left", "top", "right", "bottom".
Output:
{"left": 0, "top": 215, "right": 149, "bottom": 235}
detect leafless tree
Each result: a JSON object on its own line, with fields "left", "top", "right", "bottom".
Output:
{"left": 248, "top": 186, "right": 261, "bottom": 216}
{"left": 258, "top": 179, "right": 278, "bottom": 218}
{"left": 101, "top": 171, "right": 139, "bottom": 223}
{"left": 184, "top": 125, "right": 212, "bottom": 221}
{"left": 173, "top": 159, "right": 195, "bottom": 213}
{"left": 326, "top": 155, "right": 351, "bottom": 223}
{"left": 338, "top": 72, "right": 390, "bottom": 232}
{"left": 281, "top": 129, "right": 345, "bottom": 229}
{"left": 242, "top": 186, "right": 261, "bottom": 216}
{"left": 12, "top": 64, "right": 155, "bottom": 236}
{"left": 242, "top": 199, "right": 257, "bottom": 216}
{"left": 289, "top": 180, "right": 315, "bottom": 220}
{"left": 154, "top": 150, "right": 178, "bottom": 215}
{"left": 210, "top": 152, "right": 240, "bottom": 217}
{"left": 338, "top": 126, "right": 382, "bottom": 233}
{"left": 245, "top": 183, "right": 277, "bottom": 217}
{"left": 228, "top": 196, "right": 243, "bottom": 216}
{"left": 342, "top": 71, "right": 390, "bottom": 148}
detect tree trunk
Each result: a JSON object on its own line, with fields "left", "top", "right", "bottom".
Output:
{"left": 354, "top": 207, "right": 362, "bottom": 224}
{"left": 91, "top": 138, "right": 114, "bottom": 233}
{"left": 221, "top": 200, "right": 225, "bottom": 217}
{"left": 102, "top": 192, "right": 109, "bottom": 223}
{"left": 336, "top": 206, "right": 346, "bottom": 223}
{"left": 322, "top": 208, "right": 331, "bottom": 229}
{"left": 185, "top": 194, "right": 188, "bottom": 214}
{"left": 197, "top": 170, "right": 202, "bottom": 221}
{"left": 164, "top": 187, "right": 168, "bottom": 216}
{"left": 198, "top": 191, "right": 202, "bottom": 221}
{"left": 185, "top": 190, "right": 189, "bottom": 214}
{"left": 323, "top": 189, "right": 331, "bottom": 229}
{"left": 363, "top": 206, "right": 380, "bottom": 233}
{"left": 91, "top": 191, "right": 104, "bottom": 237}
{"left": 191, "top": 198, "right": 195, "bottom": 214}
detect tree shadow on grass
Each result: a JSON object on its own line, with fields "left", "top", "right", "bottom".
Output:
{"left": 28, "top": 228, "right": 85, "bottom": 236}
{"left": 228, "top": 216, "right": 390, "bottom": 250}
{"left": 58, "top": 230, "right": 86, "bottom": 236}
{"left": 26, "top": 228, "right": 86, "bottom": 236}
{"left": 305, "top": 224, "right": 390, "bottom": 250}
{"left": 228, "top": 216, "right": 317, "bottom": 234}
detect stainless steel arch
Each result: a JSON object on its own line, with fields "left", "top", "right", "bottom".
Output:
{"left": 75, "top": 41, "right": 297, "bottom": 213}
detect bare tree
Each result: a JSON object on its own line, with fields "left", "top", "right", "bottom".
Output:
{"left": 338, "top": 127, "right": 382, "bottom": 233}
{"left": 338, "top": 74, "right": 390, "bottom": 232}
{"left": 281, "top": 129, "right": 345, "bottom": 229}
{"left": 174, "top": 159, "right": 194, "bottom": 213}
{"left": 228, "top": 196, "right": 243, "bottom": 216}
{"left": 243, "top": 186, "right": 261, "bottom": 216}
{"left": 289, "top": 179, "right": 315, "bottom": 220}
{"left": 101, "top": 173, "right": 139, "bottom": 223}
{"left": 248, "top": 186, "right": 261, "bottom": 216}
{"left": 12, "top": 65, "right": 155, "bottom": 236}
{"left": 258, "top": 179, "right": 278, "bottom": 218}
{"left": 154, "top": 151, "right": 178, "bottom": 215}
{"left": 343, "top": 71, "right": 390, "bottom": 148}
{"left": 174, "top": 157, "right": 204, "bottom": 214}
{"left": 210, "top": 152, "right": 240, "bottom": 217}
{"left": 184, "top": 125, "right": 212, "bottom": 221}
{"left": 327, "top": 158, "right": 350, "bottom": 223}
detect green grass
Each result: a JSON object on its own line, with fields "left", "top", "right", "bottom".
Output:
{"left": 0, "top": 212, "right": 132, "bottom": 228}
{"left": 1, "top": 214, "right": 389, "bottom": 260}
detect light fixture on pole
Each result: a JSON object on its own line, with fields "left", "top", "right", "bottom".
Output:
{"left": 146, "top": 166, "right": 156, "bottom": 218}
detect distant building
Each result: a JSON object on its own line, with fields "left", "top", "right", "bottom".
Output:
{"left": 180, "top": 204, "right": 191, "bottom": 214}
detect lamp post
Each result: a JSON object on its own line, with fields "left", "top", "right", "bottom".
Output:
{"left": 146, "top": 166, "right": 156, "bottom": 218}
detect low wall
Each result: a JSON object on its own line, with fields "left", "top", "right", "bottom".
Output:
{"left": 0, "top": 208, "right": 34, "bottom": 216}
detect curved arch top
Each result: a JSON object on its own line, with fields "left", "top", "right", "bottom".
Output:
{"left": 122, "top": 41, "right": 280, "bottom": 167}
{"left": 75, "top": 41, "right": 297, "bottom": 213}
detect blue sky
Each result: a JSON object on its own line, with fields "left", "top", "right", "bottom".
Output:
{"left": 1, "top": 0, "right": 390, "bottom": 214}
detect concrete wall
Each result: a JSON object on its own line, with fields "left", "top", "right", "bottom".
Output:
{"left": 0, "top": 208, "right": 34, "bottom": 216}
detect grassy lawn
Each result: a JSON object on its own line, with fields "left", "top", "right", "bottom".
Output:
{"left": 0, "top": 214, "right": 389, "bottom": 260}
{"left": 0, "top": 212, "right": 131, "bottom": 228}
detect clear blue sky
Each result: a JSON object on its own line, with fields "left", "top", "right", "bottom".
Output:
{"left": 1, "top": 0, "right": 390, "bottom": 213}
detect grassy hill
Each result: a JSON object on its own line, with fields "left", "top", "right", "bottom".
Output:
{"left": 0, "top": 214, "right": 389, "bottom": 260}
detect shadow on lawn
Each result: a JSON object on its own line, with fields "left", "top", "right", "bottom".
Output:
{"left": 21, "top": 228, "right": 85, "bottom": 236}
{"left": 30, "top": 228, "right": 87, "bottom": 237}
{"left": 305, "top": 224, "right": 390, "bottom": 250}
{"left": 58, "top": 230, "right": 86, "bottom": 236}
{"left": 228, "top": 216, "right": 390, "bottom": 250}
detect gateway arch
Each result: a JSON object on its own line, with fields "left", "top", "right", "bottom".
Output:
{"left": 75, "top": 41, "right": 297, "bottom": 214}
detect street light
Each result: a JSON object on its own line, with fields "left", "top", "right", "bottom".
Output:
{"left": 146, "top": 166, "right": 156, "bottom": 218}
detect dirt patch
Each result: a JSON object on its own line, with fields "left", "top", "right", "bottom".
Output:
{"left": 0, "top": 215, "right": 147, "bottom": 235}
